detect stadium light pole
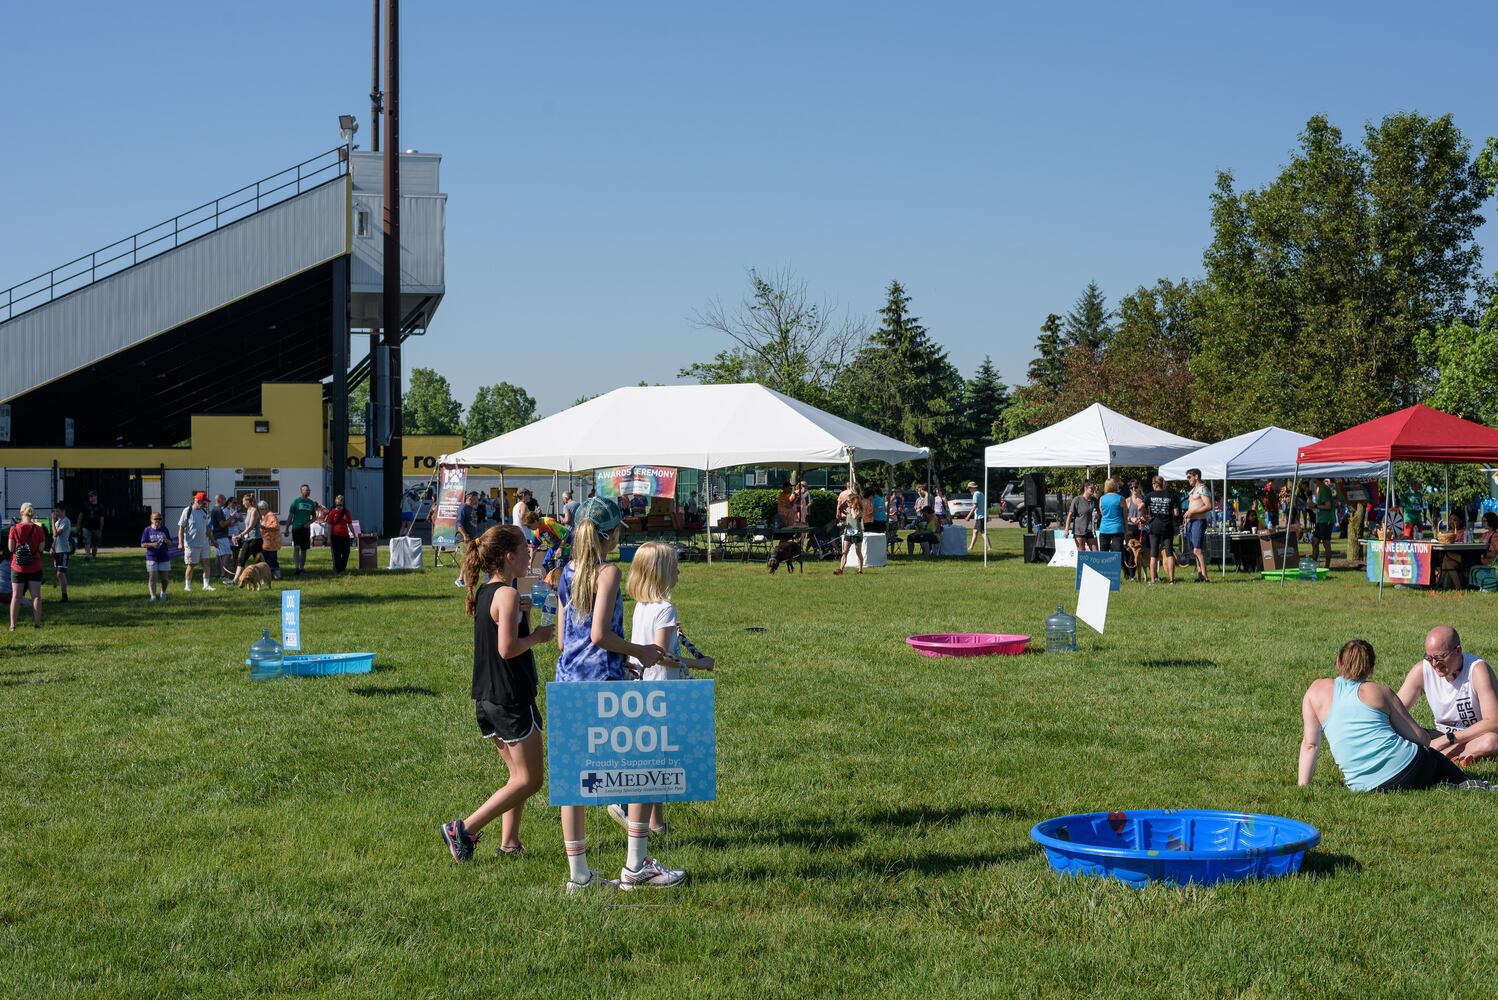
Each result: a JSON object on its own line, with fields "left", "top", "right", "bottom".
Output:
{"left": 381, "top": 0, "right": 403, "bottom": 536}
{"left": 370, "top": 0, "right": 381, "bottom": 152}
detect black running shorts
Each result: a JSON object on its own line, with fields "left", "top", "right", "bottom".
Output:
{"left": 292, "top": 526, "right": 312, "bottom": 550}
{"left": 1147, "top": 532, "right": 1175, "bottom": 557}
{"left": 476, "top": 700, "right": 543, "bottom": 744}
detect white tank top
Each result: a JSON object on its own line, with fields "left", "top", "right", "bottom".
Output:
{"left": 1421, "top": 653, "right": 1485, "bottom": 729}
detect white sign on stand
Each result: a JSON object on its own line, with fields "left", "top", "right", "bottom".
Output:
{"left": 1076, "top": 565, "right": 1110, "bottom": 634}
{"left": 1048, "top": 532, "right": 1079, "bottom": 568}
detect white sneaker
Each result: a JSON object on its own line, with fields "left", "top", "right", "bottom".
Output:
{"left": 620, "top": 857, "right": 686, "bottom": 890}
{"left": 148, "top": 595, "right": 157, "bottom": 602}
{"left": 565, "top": 871, "right": 619, "bottom": 895}
{"left": 606, "top": 803, "right": 630, "bottom": 831}
{"left": 202, "top": 584, "right": 215, "bottom": 591}
{"left": 183, "top": 582, "right": 192, "bottom": 592}
{"left": 159, "top": 592, "right": 169, "bottom": 602}
{"left": 454, "top": 578, "right": 465, "bottom": 587}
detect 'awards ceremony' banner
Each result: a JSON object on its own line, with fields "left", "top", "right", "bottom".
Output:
{"left": 431, "top": 465, "right": 468, "bottom": 549}
{"left": 595, "top": 465, "right": 678, "bottom": 499}
{"left": 546, "top": 680, "right": 716, "bottom": 806}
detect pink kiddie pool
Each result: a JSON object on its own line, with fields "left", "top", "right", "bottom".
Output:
{"left": 905, "top": 633, "right": 1031, "bottom": 658}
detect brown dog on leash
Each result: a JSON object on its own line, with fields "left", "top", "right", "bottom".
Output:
{"left": 768, "top": 540, "right": 803, "bottom": 574}
{"left": 239, "top": 560, "right": 275, "bottom": 591}
{"left": 1124, "top": 537, "right": 1145, "bottom": 582}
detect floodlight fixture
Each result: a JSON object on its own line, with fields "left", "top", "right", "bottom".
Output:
{"left": 339, "top": 115, "right": 359, "bottom": 144}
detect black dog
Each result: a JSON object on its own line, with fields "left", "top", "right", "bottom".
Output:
{"left": 767, "top": 540, "right": 804, "bottom": 574}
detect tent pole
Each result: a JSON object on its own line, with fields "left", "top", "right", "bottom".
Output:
{"left": 705, "top": 455, "right": 712, "bottom": 566}
{"left": 1380, "top": 463, "right": 1393, "bottom": 599}
{"left": 1444, "top": 466, "right": 1450, "bottom": 530}
{"left": 983, "top": 465, "right": 989, "bottom": 568}
{"left": 1222, "top": 473, "right": 1228, "bottom": 577}
{"left": 499, "top": 469, "right": 506, "bottom": 524}
{"left": 1281, "top": 466, "right": 1299, "bottom": 588}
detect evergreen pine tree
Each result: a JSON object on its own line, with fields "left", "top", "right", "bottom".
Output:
{"left": 1064, "top": 281, "right": 1113, "bottom": 352}
{"left": 1026, "top": 313, "right": 1066, "bottom": 394}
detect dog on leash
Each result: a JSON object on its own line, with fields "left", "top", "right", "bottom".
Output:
{"left": 239, "top": 560, "right": 274, "bottom": 591}
{"left": 767, "top": 539, "right": 804, "bottom": 574}
{"left": 1124, "top": 538, "right": 1145, "bottom": 582}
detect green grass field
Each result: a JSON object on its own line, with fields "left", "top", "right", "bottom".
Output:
{"left": 4, "top": 532, "right": 1495, "bottom": 998}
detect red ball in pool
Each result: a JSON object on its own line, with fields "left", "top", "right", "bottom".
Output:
{"left": 905, "top": 633, "right": 1030, "bottom": 657}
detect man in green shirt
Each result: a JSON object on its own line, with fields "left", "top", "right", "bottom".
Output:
{"left": 1400, "top": 480, "right": 1424, "bottom": 539}
{"left": 287, "top": 484, "right": 320, "bottom": 576}
{"left": 1312, "top": 478, "right": 1338, "bottom": 569}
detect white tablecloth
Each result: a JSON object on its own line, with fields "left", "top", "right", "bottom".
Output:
{"left": 388, "top": 536, "right": 423, "bottom": 570}
{"left": 842, "top": 531, "right": 888, "bottom": 568}
{"left": 939, "top": 525, "right": 968, "bottom": 556}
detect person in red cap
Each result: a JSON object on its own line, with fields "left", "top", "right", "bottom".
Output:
{"left": 177, "top": 492, "right": 217, "bottom": 592}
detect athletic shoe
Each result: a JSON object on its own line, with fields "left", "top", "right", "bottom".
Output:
{"left": 620, "top": 857, "right": 686, "bottom": 890}
{"left": 440, "top": 819, "right": 481, "bottom": 862}
{"left": 495, "top": 843, "right": 525, "bottom": 858}
{"left": 148, "top": 595, "right": 157, "bottom": 602}
{"left": 454, "top": 578, "right": 465, "bottom": 588}
{"left": 184, "top": 583, "right": 192, "bottom": 592}
{"left": 650, "top": 821, "right": 672, "bottom": 836}
{"left": 202, "top": 584, "right": 215, "bottom": 591}
{"left": 565, "top": 871, "right": 618, "bottom": 894}
{"left": 159, "top": 592, "right": 169, "bottom": 603}
{"left": 1457, "top": 779, "right": 1492, "bottom": 791}
{"left": 606, "top": 803, "right": 630, "bottom": 831}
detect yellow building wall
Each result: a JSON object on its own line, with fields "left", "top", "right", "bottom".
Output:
{"left": 0, "top": 383, "right": 325, "bottom": 469}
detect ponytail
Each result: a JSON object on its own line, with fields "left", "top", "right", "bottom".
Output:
{"left": 567, "top": 519, "right": 618, "bottom": 623}
{"left": 464, "top": 525, "right": 526, "bottom": 617}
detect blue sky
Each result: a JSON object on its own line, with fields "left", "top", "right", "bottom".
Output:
{"left": 4, "top": 2, "right": 1496, "bottom": 415}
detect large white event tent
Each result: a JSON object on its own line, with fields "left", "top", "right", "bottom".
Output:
{"left": 444, "top": 384, "right": 929, "bottom": 560}
{"left": 1159, "top": 426, "right": 1389, "bottom": 575}
{"left": 981, "top": 403, "right": 1204, "bottom": 565}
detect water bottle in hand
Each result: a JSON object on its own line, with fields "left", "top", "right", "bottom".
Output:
{"left": 540, "top": 588, "right": 558, "bottom": 627}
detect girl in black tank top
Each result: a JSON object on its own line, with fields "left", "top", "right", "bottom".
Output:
{"left": 439, "top": 526, "right": 556, "bottom": 863}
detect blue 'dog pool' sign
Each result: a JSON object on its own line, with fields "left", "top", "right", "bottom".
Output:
{"left": 545, "top": 679, "right": 716, "bottom": 807}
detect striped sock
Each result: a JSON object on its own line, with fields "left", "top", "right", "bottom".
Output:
{"left": 564, "top": 838, "right": 590, "bottom": 883}
{"left": 626, "top": 820, "right": 649, "bottom": 871}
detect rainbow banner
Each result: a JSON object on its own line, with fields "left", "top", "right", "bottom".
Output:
{"left": 595, "top": 465, "right": 678, "bottom": 499}
{"left": 1369, "top": 540, "right": 1431, "bottom": 585}
{"left": 431, "top": 465, "right": 468, "bottom": 549}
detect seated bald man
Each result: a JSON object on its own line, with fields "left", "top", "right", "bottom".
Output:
{"left": 1397, "top": 625, "right": 1498, "bottom": 763}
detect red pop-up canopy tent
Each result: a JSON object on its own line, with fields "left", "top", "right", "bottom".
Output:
{"left": 1289, "top": 404, "right": 1498, "bottom": 594}
{"left": 1296, "top": 404, "right": 1498, "bottom": 464}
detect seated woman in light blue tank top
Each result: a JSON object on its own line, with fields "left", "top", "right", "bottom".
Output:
{"left": 1299, "top": 639, "right": 1470, "bottom": 792}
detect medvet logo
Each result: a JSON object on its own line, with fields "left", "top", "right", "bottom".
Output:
{"left": 579, "top": 769, "right": 686, "bottom": 797}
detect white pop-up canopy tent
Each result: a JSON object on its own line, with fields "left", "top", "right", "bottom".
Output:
{"left": 446, "top": 383, "right": 928, "bottom": 562}
{"left": 981, "top": 404, "right": 1204, "bottom": 565}
{"left": 1159, "top": 426, "right": 1390, "bottom": 575}
{"left": 446, "top": 383, "right": 929, "bottom": 471}
{"left": 983, "top": 403, "right": 1204, "bottom": 474}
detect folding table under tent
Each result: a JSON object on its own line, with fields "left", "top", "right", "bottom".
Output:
{"left": 442, "top": 383, "right": 930, "bottom": 561}
{"left": 981, "top": 403, "right": 1204, "bottom": 566}
{"left": 1291, "top": 404, "right": 1498, "bottom": 596}
{"left": 1160, "top": 426, "right": 1389, "bottom": 575}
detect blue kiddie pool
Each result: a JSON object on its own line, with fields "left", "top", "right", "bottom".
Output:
{"left": 1031, "top": 810, "right": 1319, "bottom": 888}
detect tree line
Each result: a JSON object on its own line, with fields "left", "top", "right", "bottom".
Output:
{"left": 385, "top": 111, "right": 1498, "bottom": 491}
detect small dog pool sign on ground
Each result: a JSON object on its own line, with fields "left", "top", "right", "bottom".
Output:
{"left": 281, "top": 590, "right": 301, "bottom": 651}
{"left": 546, "top": 680, "right": 716, "bottom": 806}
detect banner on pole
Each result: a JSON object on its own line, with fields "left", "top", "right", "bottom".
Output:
{"left": 545, "top": 680, "right": 716, "bottom": 806}
{"left": 1369, "top": 540, "right": 1431, "bottom": 585}
{"left": 1075, "top": 550, "right": 1122, "bottom": 591}
{"left": 281, "top": 589, "right": 302, "bottom": 651}
{"left": 594, "top": 466, "right": 679, "bottom": 499}
{"left": 431, "top": 465, "right": 468, "bottom": 549}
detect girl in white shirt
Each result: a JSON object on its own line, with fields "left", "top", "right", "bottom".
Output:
{"left": 614, "top": 542, "right": 713, "bottom": 834}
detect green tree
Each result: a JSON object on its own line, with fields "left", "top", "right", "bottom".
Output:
{"left": 681, "top": 266, "right": 864, "bottom": 411}
{"left": 464, "top": 382, "right": 538, "bottom": 445}
{"left": 1416, "top": 294, "right": 1498, "bottom": 425}
{"left": 842, "top": 280, "right": 963, "bottom": 477}
{"left": 347, "top": 381, "right": 370, "bottom": 433}
{"left": 1194, "top": 112, "right": 1491, "bottom": 436}
{"left": 1063, "top": 281, "right": 1113, "bottom": 353}
{"left": 402, "top": 367, "right": 463, "bottom": 435}
{"left": 1025, "top": 313, "right": 1067, "bottom": 395}
{"left": 944, "top": 356, "right": 1010, "bottom": 485}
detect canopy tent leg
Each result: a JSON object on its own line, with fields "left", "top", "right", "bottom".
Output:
{"left": 1222, "top": 473, "right": 1228, "bottom": 577}
{"left": 983, "top": 466, "right": 989, "bottom": 568}
{"left": 705, "top": 455, "right": 712, "bottom": 565}
{"left": 1380, "top": 463, "right": 1394, "bottom": 599}
{"left": 499, "top": 469, "right": 506, "bottom": 524}
{"left": 1280, "top": 466, "right": 1299, "bottom": 588}
{"left": 1444, "top": 466, "right": 1450, "bottom": 530}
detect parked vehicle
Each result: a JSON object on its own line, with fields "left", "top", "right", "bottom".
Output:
{"left": 998, "top": 481, "right": 1062, "bottom": 525}
{"left": 948, "top": 493, "right": 977, "bottom": 519}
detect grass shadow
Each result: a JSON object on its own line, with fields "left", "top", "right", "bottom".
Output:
{"left": 0, "top": 671, "right": 79, "bottom": 688}
{"left": 725, "top": 845, "right": 1035, "bottom": 883}
{"left": 1140, "top": 657, "right": 1219, "bottom": 669}
{"left": 1298, "top": 851, "right": 1361, "bottom": 879}
{"left": 348, "top": 684, "right": 437, "bottom": 698}
{"left": 693, "top": 803, "right": 1020, "bottom": 850}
